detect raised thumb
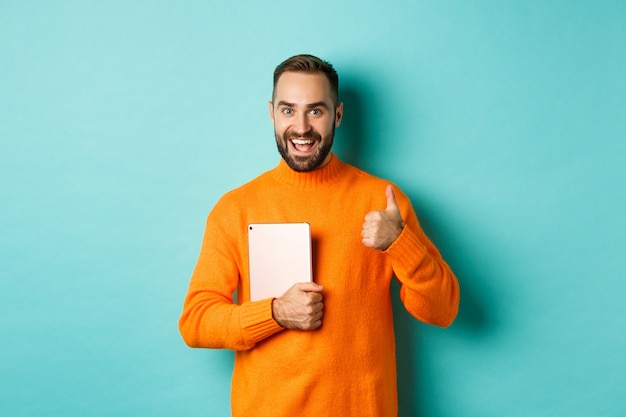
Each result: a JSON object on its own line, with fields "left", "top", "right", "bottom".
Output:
{"left": 385, "top": 184, "right": 399, "bottom": 212}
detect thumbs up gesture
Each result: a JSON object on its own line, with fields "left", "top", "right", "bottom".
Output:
{"left": 361, "top": 184, "right": 405, "bottom": 251}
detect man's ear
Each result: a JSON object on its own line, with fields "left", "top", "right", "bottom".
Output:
{"left": 268, "top": 101, "right": 275, "bottom": 125}
{"left": 335, "top": 102, "right": 344, "bottom": 128}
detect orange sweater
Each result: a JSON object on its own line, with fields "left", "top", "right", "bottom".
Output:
{"left": 179, "top": 155, "right": 459, "bottom": 417}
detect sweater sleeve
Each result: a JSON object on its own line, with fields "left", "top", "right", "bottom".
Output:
{"left": 179, "top": 209, "right": 284, "bottom": 351}
{"left": 384, "top": 191, "right": 460, "bottom": 327}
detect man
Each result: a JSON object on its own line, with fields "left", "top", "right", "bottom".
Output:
{"left": 179, "top": 54, "right": 460, "bottom": 417}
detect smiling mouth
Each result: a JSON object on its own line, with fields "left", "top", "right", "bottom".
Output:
{"left": 290, "top": 138, "right": 316, "bottom": 153}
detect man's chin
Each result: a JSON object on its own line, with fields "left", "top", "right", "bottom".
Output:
{"left": 283, "top": 153, "right": 321, "bottom": 172}
{"left": 286, "top": 157, "right": 316, "bottom": 172}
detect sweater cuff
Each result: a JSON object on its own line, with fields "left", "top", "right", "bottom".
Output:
{"left": 240, "top": 297, "right": 284, "bottom": 344}
{"left": 384, "top": 225, "right": 427, "bottom": 275}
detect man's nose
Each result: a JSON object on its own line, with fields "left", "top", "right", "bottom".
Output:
{"left": 293, "top": 113, "right": 310, "bottom": 134}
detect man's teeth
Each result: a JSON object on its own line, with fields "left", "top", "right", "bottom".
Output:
{"left": 292, "top": 139, "right": 314, "bottom": 145}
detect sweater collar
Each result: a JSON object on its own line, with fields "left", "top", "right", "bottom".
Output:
{"left": 271, "top": 153, "right": 347, "bottom": 188}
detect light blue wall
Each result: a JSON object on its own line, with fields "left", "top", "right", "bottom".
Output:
{"left": 1, "top": 1, "right": 624, "bottom": 416}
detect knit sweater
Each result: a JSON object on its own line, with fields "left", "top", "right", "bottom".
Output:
{"left": 179, "top": 154, "right": 460, "bottom": 417}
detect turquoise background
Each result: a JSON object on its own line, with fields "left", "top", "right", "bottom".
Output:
{"left": 1, "top": 1, "right": 625, "bottom": 416}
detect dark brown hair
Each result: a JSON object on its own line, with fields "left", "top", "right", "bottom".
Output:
{"left": 272, "top": 54, "right": 339, "bottom": 104}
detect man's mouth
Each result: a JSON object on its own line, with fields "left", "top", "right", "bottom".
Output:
{"left": 290, "top": 138, "right": 316, "bottom": 153}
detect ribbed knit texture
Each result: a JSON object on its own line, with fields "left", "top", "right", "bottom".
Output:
{"left": 179, "top": 154, "right": 459, "bottom": 417}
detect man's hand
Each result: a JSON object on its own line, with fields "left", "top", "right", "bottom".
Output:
{"left": 361, "top": 184, "right": 405, "bottom": 251}
{"left": 272, "top": 282, "right": 324, "bottom": 330}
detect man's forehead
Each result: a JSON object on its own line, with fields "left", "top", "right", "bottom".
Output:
{"left": 274, "top": 72, "right": 332, "bottom": 103}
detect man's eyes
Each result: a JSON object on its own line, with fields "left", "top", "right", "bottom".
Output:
{"left": 280, "top": 108, "right": 322, "bottom": 115}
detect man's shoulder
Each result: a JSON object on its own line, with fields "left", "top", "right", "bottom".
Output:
{"left": 339, "top": 160, "right": 413, "bottom": 207}
{"left": 214, "top": 166, "right": 276, "bottom": 206}
{"left": 341, "top": 160, "right": 392, "bottom": 186}
{"left": 232, "top": 166, "right": 277, "bottom": 192}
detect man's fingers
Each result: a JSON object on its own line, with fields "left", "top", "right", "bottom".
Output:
{"left": 360, "top": 185, "right": 405, "bottom": 251}
{"left": 273, "top": 283, "right": 325, "bottom": 330}
{"left": 294, "top": 282, "right": 324, "bottom": 293}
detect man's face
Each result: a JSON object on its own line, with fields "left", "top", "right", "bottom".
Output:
{"left": 269, "top": 72, "right": 343, "bottom": 172}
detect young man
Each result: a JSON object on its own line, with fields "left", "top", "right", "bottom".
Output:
{"left": 179, "top": 54, "right": 460, "bottom": 417}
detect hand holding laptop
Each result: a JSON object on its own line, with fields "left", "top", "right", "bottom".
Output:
{"left": 272, "top": 282, "right": 324, "bottom": 330}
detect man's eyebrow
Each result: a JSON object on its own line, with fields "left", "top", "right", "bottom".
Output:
{"left": 276, "top": 101, "right": 330, "bottom": 109}
{"left": 306, "top": 101, "right": 330, "bottom": 109}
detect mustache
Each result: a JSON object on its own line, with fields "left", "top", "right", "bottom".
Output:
{"left": 284, "top": 130, "right": 322, "bottom": 141}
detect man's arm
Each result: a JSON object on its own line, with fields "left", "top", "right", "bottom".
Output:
{"left": 362, "top": 184, "right": 460, "bottom": 327}
{"left": 179, "top": 213, "right": 285, "bottom": 350}
{"left": 179, "top": 213, "right": 324, "bottom": 350}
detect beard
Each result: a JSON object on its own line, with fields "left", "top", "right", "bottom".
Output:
{"left": 275, "top": 126, "right": 335, "bottom": 172}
